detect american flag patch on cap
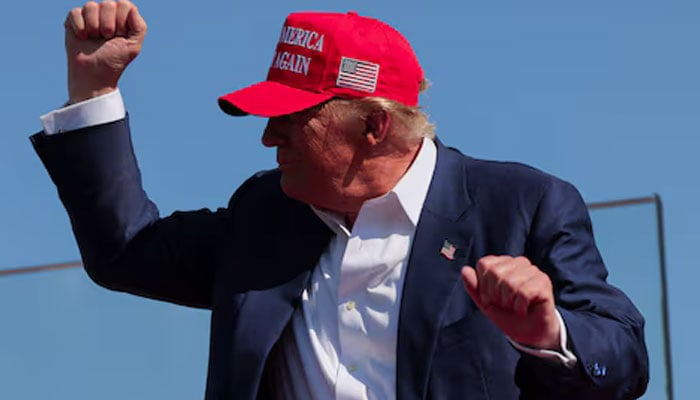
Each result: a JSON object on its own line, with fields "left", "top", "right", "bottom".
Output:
{"left": 336, "top": 57, "right": 380, "bottom": 93}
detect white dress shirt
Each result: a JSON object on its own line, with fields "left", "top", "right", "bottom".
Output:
{"left": 41, "top": 90, "right": 126, "bottom": 134}
{"left": 266, "top": 136, "right": 437, "bottom": 400}
{"left": 40, "top": 92, "right": 576, "bottom": 400}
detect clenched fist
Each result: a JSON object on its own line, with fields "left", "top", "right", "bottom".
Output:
{"left": 64, "top": 0, "right": 147, "bottom": 104}
{"left": 461, "top": 255, "right": 561, "bottom": 350}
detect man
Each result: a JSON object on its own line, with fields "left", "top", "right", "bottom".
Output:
{"left": 32, "top": 1, "right": 648, "bottom": 399}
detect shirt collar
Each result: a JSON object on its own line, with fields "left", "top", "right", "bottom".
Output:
{"left": 312, "top": 137, "right": 437, "bottom": 233}
{"left": 389, "top": 137, "right": 437, "bottom": 226}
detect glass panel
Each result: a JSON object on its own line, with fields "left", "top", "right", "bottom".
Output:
{"left": 0, "top": 269, "right": 209, "bottom": 400}
{"left": 589, "top": 201, "right": 670, "bottom": 400}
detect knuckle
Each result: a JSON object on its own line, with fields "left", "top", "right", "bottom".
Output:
{"left": 523, "top": 278, "right": 547, "bottom": 298}
{"left": 515, "top": 256, "right": 530, "bottom": 265}
{"left": 477, "top": 255, "right": 497, "bottom": 270}
{"left": 539, "top": 275, "right": 553, "bottom": 291}
{"left": 101, "top": 1, "right": 117, "bottom": 11}
{"left": 487, "top": 261, "right": 511, "bottom": 279}
{"left": 121, "top": 1, "right": 137, "bottom": 11}
{"left": 530, "top": 267, "right": 548, "bottom": 283}
{"left": 519, "top": 289, "right": 534, "bottom": 303}
{"left": 519, "top": 286, "right": 536, "bottom": 300}
{"left": 117, "top": 1, "right": 130, "bottom": 13}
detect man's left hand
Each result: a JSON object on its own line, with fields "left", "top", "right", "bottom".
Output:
{"left": 461, "top": 255, "right": 561, "bottom": 350}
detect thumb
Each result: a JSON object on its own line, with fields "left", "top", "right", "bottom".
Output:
{"left": 461, "top": 266, "right": 479, "bottom": 302}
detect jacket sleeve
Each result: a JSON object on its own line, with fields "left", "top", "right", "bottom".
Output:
{"left": 30, "top": 117, "right": 232, "bottom": 309}
{"left": 518, "top": 178, "right": 649, "bottom": 399}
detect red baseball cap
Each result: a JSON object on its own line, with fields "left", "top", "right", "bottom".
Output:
{"left": 218, "top": 11, "right": 424, "bottom": 117}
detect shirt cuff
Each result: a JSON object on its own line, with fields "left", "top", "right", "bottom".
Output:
{"left": 508, "top": 310, "right": 578, "bottom": 369}
{"left": 40, "top": 89, "right": 126, "bottom": 134}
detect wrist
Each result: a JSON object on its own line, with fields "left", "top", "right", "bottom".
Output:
{"left": 523, "top": 315, "right": 562, "bottom": 351}
{"left": 535, "top": 329, "right": 561, "bottom": 352}
{"left": 67, "top": 86, "right": 118, "bottom": 106}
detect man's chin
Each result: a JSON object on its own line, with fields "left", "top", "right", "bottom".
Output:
{"left": 279, "top": 175, "right": 308, "bottom": 203}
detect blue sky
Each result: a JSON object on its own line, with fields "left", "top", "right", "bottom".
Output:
{"left": 1, "top": 1, "right": 697, "bottom": 398}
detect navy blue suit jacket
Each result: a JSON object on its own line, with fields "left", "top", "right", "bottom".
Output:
{"left": 32, "top": 117, "right": 648, "bottom": 399}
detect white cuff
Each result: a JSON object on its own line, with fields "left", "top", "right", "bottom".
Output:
{"left": 40, "top": 89, "right": 126, "bottom": 134}
{"left": 508, "top": 310, "right": 578, "bottom": 369}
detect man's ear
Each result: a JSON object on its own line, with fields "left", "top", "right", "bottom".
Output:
{"left": 364, "top": 109, "right": 390, "bottom": 146}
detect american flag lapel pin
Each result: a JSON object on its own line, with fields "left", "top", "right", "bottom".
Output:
{"left": 440, "top": 240, "right": 456, "bottom": 260}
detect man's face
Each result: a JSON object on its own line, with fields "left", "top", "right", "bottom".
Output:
{"left": 261, "top": 100, "right": 366, "bottom": 212}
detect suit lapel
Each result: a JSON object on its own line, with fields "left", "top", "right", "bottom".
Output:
{"left": 228, "top": 199, "right": 333, "bottom": 399}
{"left": 225, "top": 145, "right": 476, "bottom": 398}
{"left": 229, "top": 271, "right": 311, "bottom": 399}
{"left": 397, "top": 141, "right": 476, "bottom": 399}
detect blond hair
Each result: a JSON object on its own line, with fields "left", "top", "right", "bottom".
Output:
{"left": 327, "top": 78, "right": 435, "bottom": 145}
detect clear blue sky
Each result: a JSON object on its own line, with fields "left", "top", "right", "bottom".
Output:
{"left": 1, "top": 0, "right": 697, "bottom": 398}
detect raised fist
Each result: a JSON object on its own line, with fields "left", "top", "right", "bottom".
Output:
{"left": 64, "top": 0, "right": 147, "bottom": 104}
{"left": 461, "top": 255, "right": 561, "bottom": 350}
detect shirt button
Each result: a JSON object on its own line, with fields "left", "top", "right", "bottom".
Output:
{"left": 348, "top": 364, "right": 358, "bottom": 372}
{"left": 346, "top": 301, "right": 356, "bottom": 311}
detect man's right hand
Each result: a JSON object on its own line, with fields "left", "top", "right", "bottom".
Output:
{"left": 64, "top": 0, "right": 147, "bottom": 104}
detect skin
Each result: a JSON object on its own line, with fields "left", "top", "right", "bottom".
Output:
{"left": 63, "top": 0, "right": 561, "bottom": 352}
{"left": 462, "top": 257, "right": 560, "bottom": 350}
{"left": 262, "top": 102, "right": 420, "bottom": 225}
{"left": 64, "top": 0, "right": 146, "bottom": 104}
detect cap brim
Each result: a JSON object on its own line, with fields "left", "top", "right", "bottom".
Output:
{"left": 218, "top": 81, "right": 334, "bottom": 117}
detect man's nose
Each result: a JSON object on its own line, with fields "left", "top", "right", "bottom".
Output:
{"left": 261, "top": 120, "right": 287, "bottom": 147}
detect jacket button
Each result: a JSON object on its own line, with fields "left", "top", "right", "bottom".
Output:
{"left": 589, "top": 362, "right": 608, "bottom": 377}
